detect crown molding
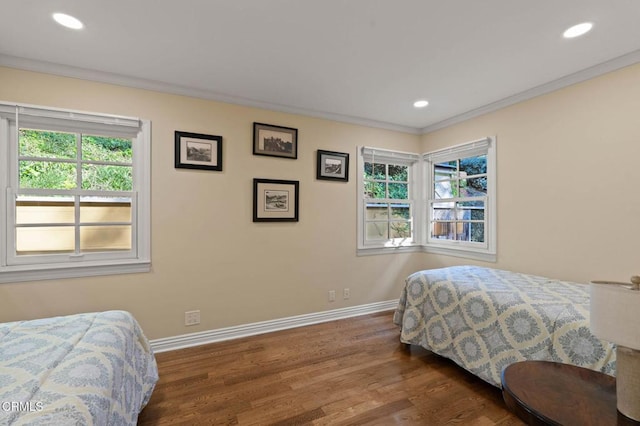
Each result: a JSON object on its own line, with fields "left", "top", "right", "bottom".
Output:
{"left": 0, "top": 54, "right": 420, "bottom": 135}
{"left": 421, "top": 49, "right": 640, "bottom": 134}
{"left": 3, "top": 49, "right": 639, "bottom": 137}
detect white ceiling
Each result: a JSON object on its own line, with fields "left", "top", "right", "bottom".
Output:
{"left": 1, "top": 1, "right": 639, "bottom": 134}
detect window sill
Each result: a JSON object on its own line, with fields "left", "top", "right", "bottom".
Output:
{"left": 422, "top": 244, "right": 496, "bottom": 262}
{"left": 357, "top": 243, "right": 496, "bottom": 262}
{"left": 0, "top": 260, "right": 151, "bottom": 284}
{"left": 357, "top": 245, "right": 422, "bottom": 256}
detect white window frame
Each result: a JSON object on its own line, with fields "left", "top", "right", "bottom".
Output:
{"left": 423, "top": 137, "right": 496, "bottom": 262}
{"left": 0, "top": 102, "right": 151, "bottom": 283}
{"left": 357, "top": 137, "right": 496, "bottom": 261}
{"left": 357, "top": 146, "right": 422, "bottom": 256}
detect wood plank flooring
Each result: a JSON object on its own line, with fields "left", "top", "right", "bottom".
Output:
{"left": 138, "top": 311, "right": 524, "bottom": 425}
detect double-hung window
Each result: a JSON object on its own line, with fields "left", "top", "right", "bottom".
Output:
{"left": 357, "top": 137, "right": 495, "bottom": 261}
{"left": 357, "top": 147, "right": 420, "bottom": 253}
{"left": 0, "top": 102, "right": 151, "bottom": 283}
{"left": 424, "top": 137, "right": 496, "bottom": 261}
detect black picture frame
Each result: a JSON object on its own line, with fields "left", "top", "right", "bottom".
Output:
{"left": 316, "top": 150, "right": 349, "bottom": 182}
{"left": 253, "top": 178, "right": 299, "bottom": 222}
{"left": 175, "top": 131, "right": 223, "bottom": 171}
{"left": 253, "top": 122, "right": 298, "bottom": 159}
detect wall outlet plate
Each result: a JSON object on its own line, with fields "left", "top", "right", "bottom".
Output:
{"left": 185, "top": 310, "right": 200, "bottom": 326}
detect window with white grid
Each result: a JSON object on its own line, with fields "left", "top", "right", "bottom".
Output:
{"left": 357, "top": 147, "right": 420, "bottom": 253}
{"left": 424, "top": 137, "right": 496, "bottom": 261}
{"left": 0, "top": 102, "right": 151, "bottom": 282}
{"left": 357, "top": 137, "right": 495, "bottom": 261}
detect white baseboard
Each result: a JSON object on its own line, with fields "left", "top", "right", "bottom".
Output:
{"left": 150, "top": 299, "right": 399, "bottom": 353}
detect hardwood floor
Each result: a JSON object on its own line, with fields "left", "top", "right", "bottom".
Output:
{"left": 138, "top": 311, "right": 524, "bottom": 425}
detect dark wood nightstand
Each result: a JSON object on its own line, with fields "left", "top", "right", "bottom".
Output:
{"left": 501, "top": 361, "right": 639, "bottom": 426}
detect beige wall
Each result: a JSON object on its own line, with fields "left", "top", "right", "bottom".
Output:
{"left": 0, "top": 66, "right": 425, "bottom": 338}
{"left": 420, "top": 62, "right": 640, "bottom": 284}
{"left": 2, "top": 63, "right": 639, "bottom": 339}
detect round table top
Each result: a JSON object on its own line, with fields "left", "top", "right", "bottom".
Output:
{"left": 501, "top": 361, "right": 638, "bottom": 426}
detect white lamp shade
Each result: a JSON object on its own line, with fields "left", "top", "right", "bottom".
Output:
{"left": 590, "top": 282, "right": 640, "bottom": 350}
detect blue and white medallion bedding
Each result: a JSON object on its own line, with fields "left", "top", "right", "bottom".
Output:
{"left": 393, "top": 266, "right": 616, "bottom": 387}
{"left": 0, "top": 310, "right": 158, "bottom": 425}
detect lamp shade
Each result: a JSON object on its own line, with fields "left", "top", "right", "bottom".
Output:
{"left": 590, "top": 281, "right": 640, "bottom": 350}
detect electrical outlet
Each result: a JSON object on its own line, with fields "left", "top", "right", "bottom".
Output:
{"left": 328, "top": 290, "right": 336, "bottom": 302}
{"left": 184, "top": 310, "right": 200, "bottom": 326}
{"left": 343, "top": 288, "right": 350, "bottom": 299}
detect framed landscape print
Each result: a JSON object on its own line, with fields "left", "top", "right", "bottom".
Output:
{"left": 316, "top": 150, "right": 349, "bottom": 181}
{"left": 253, "top": 122, "right": 298, "bottom": 159}
{"left": 175, "top": 131, "right": 223, "bottom": 171}
{"left": 253, "top": 178, "right": 299, "bottom": 222}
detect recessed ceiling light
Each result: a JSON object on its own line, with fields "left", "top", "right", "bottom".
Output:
{"left": 53, "top": 13, "right": 84, "bottom": 30}
{"left": 563, "top": 22, "right": 593, "bottom": 38}
{"left": 413, "top": 100, "right": 429, "bottom": 108}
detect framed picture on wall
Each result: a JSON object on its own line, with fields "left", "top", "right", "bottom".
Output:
{"left": 253, "top": 178, "right": 299, "bottom": 222}
{"left": 175, "top": 131, "right": 223, "bottom": 171}
{"left": 253, "top": 122, "right": 298, "bottom": 159}
{"left": 316, "top": 150, "right": 349, "bottom": 181}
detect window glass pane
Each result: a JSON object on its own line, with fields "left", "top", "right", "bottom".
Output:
{"left": 388, "top": 164, "right": 408, "bottom": 181}
{"left": 80, "top": 197, "right": 132, "bottom": 223}
{"left": 364, "top": 181, "right": 386, "bottom": 199}
{"left": 459, "top": 155, "right": 487, "bottom": 176}
{"left": 16, "top": 226, "right": 75, "bottom": 254}
{"left": 390, "top": 204, "right": 410, "bottom": 220}
{"left": 365, "top": 203, "right": 388, "bottom": 219}
{"left": 456, "top": 204, "right": 485, "bottom": 221}
{"left": 364, "top": 162, "right": 373, "bottom": 179}
{"left": 80, "top": 225, "right": 132, "bottom": 252}
{"left": 16, "top": 196, "right": 74, "bottom": 224}
{"left": 431, "top": 221, "right": 454, "bottom": 239}
{"left": 366, "top": 222, "right": 388, "bottom": 240}
{"left": 470, "top": 209, "right": 485, "bottom": 221}
{"left": 82, "top": 164, "right": 133, "bottom": 191}
{"left": 460, "top": 178, "right": 487, "bottom": 196}
{"left": 455, "top": 222, "right": 469, "bottom": 241}
{"left": 470, "top": 223, "right": 485, "bottom": 243}
{"left": 19, "top": 129, "right": 76, "bottom": 159}
{"left": 390, "top": 222, "right": 411, "bottom": 238}
{"left": 434, "top": 180, "right": 456, "bottom": 199}
{"left": 82, "top": 135, "right": 132, "bottom": 163}
{"left": 435, "top": 167, "right": 456, "bottom": 182}
{"left": 372, "top": 163, "right": 386, "bottom": 179}
{"left": 364, "top": 162, "right": 386, "bottom": 180}
{"left": 388, "top": 183, "right": 408, "bottom": 199}
{"left": 433, "top": 206, "right": 455, "bottom": 220}
{"left": 453, "top": 222, "right": 484, "bottom": 242}
{"left": 19, "top": 161, "right": 76, "bottom": 189}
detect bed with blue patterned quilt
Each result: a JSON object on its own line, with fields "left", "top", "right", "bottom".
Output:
{"left": 393, "top": 266, "right": 616, "bottom": 387}
{"left": 0, "top": 310, "right": 158, "bottom": 425}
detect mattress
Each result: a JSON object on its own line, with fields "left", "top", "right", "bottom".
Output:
{"left": 0, "top": 310, "right": 158, "bottom": 425}
{"left": 393, "top": 265, "right": 616, "bottom": 386}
